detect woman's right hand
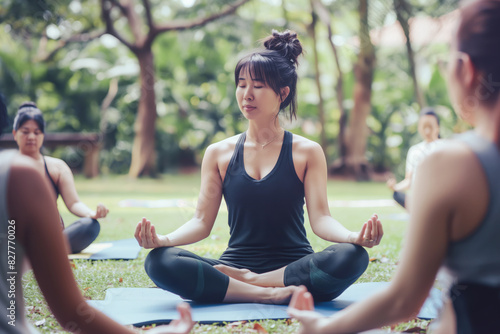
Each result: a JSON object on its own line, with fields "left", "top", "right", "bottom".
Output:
{"left": 134, "top": 217, "right": 169, "bottom": 249}
{"left": 386, "top": 177, "right": 396, "bottom": 191}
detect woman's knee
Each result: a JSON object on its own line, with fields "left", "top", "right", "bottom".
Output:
{"left": 320, "top": 243, "right": 369, "bottom": 279}
{"left": 144, "top": 247, "right": 179, "bottom": 278}
{"left": 64, "top": 218, "right": 100, "bottom": 253}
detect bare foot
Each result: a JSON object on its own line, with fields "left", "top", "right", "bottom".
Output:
{"left": 214, "top": 264, "right": 260, "bottom": 285}
{"left": 267, "top": 286, "right": 301, "bottom": 304}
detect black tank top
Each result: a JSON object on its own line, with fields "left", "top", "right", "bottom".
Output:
{"left": 44, "top": 157, "right": 60, "bottom": 199}
{"left": 44, "top": 157, "right": 64, "bottom": 228}
{"left": 220, "top": 131, "right": 313, "bottom": 273}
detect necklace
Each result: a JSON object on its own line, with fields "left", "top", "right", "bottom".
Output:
{"left": 251, "top": 128, "right": 284, "bottom": 148}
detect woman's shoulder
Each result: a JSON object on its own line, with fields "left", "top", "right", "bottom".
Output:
{"left": 291, "top": 133, "right": 323, "bottom": 153}
{"left": 205, "top": 134, "right": 242, "bottom": 155}
{"left": 44, "top": 155, "right": 69, "bottom": 167}
{"left": 43, "top": 156, "right": 72, "bottom": 176}
{"left": 421, "top": 139, "right": 479, "bottom": 175}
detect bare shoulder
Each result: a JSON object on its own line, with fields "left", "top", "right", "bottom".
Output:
{"left": 422, "top": 139, "right": 478, "bottom": 172}
{"left": 207, "top": 134, "right": 241, "bottom": 153}
{"left": 417, "top": 139, "right": 485, "bottom": 199}
{"left": 291, "top": 133, "right": 324, "bottom": 159}
{"left": 204, "top": 134, "right": 241, "bottom": 162}
{"left": 44, "top": 156, "right": 70, "bottom": 170}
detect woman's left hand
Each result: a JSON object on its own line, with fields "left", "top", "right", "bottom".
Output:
{"left": 90, "top": 203, "right": 109, "bottom": 219}
{"left": 349, "top": 214, "right": 383, "bottom": 248}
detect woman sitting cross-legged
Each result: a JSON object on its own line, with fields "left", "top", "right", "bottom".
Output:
{"left": 135, "top": 29, "right": 383, "bottom": 305}
{"left": 12, "top": 102, "right": 107, "bottom": 254}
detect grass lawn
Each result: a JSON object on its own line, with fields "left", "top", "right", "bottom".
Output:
{"left": 23, "top": 173, "right": 431, "bottom": 333}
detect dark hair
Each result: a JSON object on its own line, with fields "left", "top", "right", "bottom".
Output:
{"left": 0, "top": 94, "right": 7, "bottom": 136}
{"left": 420, "top": 107, "right": 440, "bottom": 126}
{"left": 13, "top": 102, "right": 45, "bottom": 133}
{"left": 457, "top": 0, "right": 500, "bottom": 105}
{"left": 234, "top": 30, "right": 303, "bottom": 119}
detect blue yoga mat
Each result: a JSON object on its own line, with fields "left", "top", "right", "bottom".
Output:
{"left": 88, "top": 282, "right": 442, "bottom": 326}
{"left": 68, "top": 238, "right": 141, "bottom": 260}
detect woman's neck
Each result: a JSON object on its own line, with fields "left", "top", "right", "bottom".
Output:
{"left": 20, "top": 149, "right": 42, "bottom": 161}
{"left": 246, "top": 120, "right": 283, "bottom": 147}
{"left": 473, "top": 104, "right": 500, "bottom": 147}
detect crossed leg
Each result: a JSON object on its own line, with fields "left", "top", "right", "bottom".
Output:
{"left": 145, "top": 246, "right": 297, "bottom": 304}
{"left": 216, "top": 243, "right": 369, "bottom": 302}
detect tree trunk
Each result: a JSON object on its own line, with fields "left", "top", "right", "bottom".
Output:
{"left": 129, "top": 48, "right": 158, "bottom": 177}
{"left": 308, "top": 2, "right": 328, "bottom": 152}
{"left": 311, "top": 0, "right": 348, "bottom": 171}
{"left": 344, "top": 0, "right": 375, "bottom": 180}
{"left": 394, "top": 0, "right": 424, "bottom": 108}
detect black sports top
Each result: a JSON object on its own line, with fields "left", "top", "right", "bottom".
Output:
{"left": 44, "top": 157, "right": 64, "bottom": 228}
{"left": 44, "top": 157, "right": 60, "bottom": 199}
{"left": 220, "top": 131, "right": 314, "bottom": 273}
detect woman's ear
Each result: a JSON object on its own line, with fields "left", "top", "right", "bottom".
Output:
{"left": 459, "top": 52, "right": 477, "bottom": 91}
{"left": 280, "top": 86, "right": 290, "bottom": 102}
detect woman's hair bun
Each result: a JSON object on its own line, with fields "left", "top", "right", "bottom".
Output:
{"left": 262, "top": 29, "right": 303, "bottom": 66}
{"left": 18, "top": 101, "right": 38, "bottom": 111}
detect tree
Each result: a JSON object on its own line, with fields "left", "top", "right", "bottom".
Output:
{"left": 312, "top": 0, "right": 348, "bottom": 167}
{"left": 393, "top": 0, "right": 425, "bottom": 108}
{"left": 99, "top": 0, "right": 250, "bottom": 177}
{"left": 344, "top": 0, "right": 375, "bottom": 180}
{"left": 307, "top": 0, "right": 327, "bottom": 152}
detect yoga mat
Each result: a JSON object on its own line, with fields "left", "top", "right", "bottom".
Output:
{"left": 68, "top": 238, "right": 141, "bottom": 260}
{"left": 88, "top": 282, "right": 442, "bottom": 326}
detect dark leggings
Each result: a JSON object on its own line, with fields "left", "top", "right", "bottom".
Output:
{"left": 393, "top": 191, "right": 406, "bottom": 208}
{"left": 145, "top": 243, "right": 368, "bottom": 303}
{"left": 63, "top": 218, "right": 101, "bottom": 254}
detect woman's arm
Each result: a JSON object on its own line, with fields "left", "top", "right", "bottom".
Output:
{"left": 135, "top": 143, "right": 223, "bottom": 248}
{"left": 387, "top": 174, "right": 412, "bottom": 192}
{"left": 9, "top": 157, "right": 193, "bottom": 334}
{"left": 56, "top": 159, "right": 108, "bottom": 219}
{"left": 290, "top": 149, "right": 459, "bottom": 333}
{"left": 8, "top": 156, "right": 135, "bottom": 334}
{"left": 303, "top": 142, "right": 383, "bottom": 246}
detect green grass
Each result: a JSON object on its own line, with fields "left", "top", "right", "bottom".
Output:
{"left": 23, "top": 174, "right": 429, "bottom": 333}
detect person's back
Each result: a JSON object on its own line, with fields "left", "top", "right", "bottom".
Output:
{"left": 288, "top": 1, "right": 500, "bottom": 333}
{"left": 442, "top": 131, "right": 500, "bottom": 333}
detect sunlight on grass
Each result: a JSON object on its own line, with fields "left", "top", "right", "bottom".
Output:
{"left": 23, "top": 173, "right": 430, "bottom": 333}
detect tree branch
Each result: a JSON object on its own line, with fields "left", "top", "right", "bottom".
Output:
{"left": 101, "top": 0, "right": 136, "bottom": 51}
{"left": 142, "top": 0, "right": 155, "bottom": 31}
{"left": 117, "top": 0, "right": 145, "bottom": 45}
{"left": 108, "top": 0, "right": 128, "bottom": 17}
{"left": 154, "top": 0, "right": 251, "bottom": 35}
{"left": 37, "top": 30, "right": 106, "bottom": 62}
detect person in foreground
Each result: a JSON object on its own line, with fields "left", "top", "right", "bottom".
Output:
{"left": 0, "top": 100, "right": 194, "bottom": 333}
{"left": 12, "top": 102, "right": 106, "bottom": 253}
{"left": 135, "top": 30, "right": 383, "bottom": 305}
{"left": 387, "top": 107, "right": 442, "bottom": 208}
{"left": 288, "top": 1, "right": 500, "bottom": 333}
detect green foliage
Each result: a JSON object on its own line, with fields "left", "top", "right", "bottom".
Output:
{"left": 0, "top": 0, "right": 459, "bottom": 176}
